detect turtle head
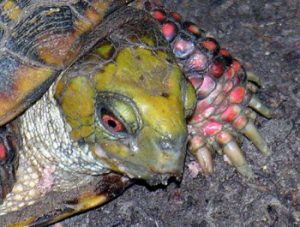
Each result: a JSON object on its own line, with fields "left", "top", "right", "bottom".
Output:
{"left": 55, "top": 45, "right": 196, "bottom": 184}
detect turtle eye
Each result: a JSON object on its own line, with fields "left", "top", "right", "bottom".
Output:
{"left": 101, "top": 111, "right": 126, "bottom": 134}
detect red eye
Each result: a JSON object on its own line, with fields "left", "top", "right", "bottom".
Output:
{"left": 102, "top": 114, "right": 125, "bottom": 133}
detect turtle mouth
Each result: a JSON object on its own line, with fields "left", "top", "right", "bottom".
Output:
{"left": 144, "top": 173, "right": 182, "bottom": 186}
{"left": 94, "top": 144, "right": 185, "bottom": 186}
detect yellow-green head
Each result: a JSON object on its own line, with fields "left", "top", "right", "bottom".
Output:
{"left": 55, "top": 42, "right": 196, "bottom": 184}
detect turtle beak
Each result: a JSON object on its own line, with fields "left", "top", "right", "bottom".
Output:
{"left": 134, "top": 130, "right": 187, "bottom": 185}
{"left": 95, "top": 126, "right": 188, "bottom": 186}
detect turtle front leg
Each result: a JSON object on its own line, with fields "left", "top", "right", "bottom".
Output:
{"left": 6, "top": 174, "right": 130, "bottom": 227}
{"left": 0, "top": 123, "right": 19, "bottom": 204}
{"left": 145, "top": 2, "right": 271, "bottom": 177}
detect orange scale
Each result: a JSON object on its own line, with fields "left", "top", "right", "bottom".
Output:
{"left": 219, "top": 48, "right": 230, "bottom": 57}
{"left": 172, "top": 37, "right": 195, "bottom": 58}
{"left": 189, "top": 135, "right": 205, "bottom": 149}
{"left": 170, "top": 11, "right": 182, "bottom": 21}
{"left": 216, "top": 131, "right": 233, "bottom": 144}
{"left": 202, "top": 121, "right": 222, "bottom": 136}
{"left": 209, "top": 60, "right": 225, "bottom": 78}
{"left": 195, "top": 99, "right": 211, "bottom": 113}
{"left": 186, "top": 50, "right": 208, "bottom": 71}
{"left": 201, "top": 38, "right": 218, "bottom": 52}
{"left": 190, "top": 113, "right": 205, "bottom": 124}
{"left": 231, "top": 59, "right": 241, "bottom": 73}
{"left": 229, "top": 86, "right": 245, "bottom": 104}
{"left": 162, "top": 22, "right": 177, "bottom": 41}
{"left": 202, "top": 106, "right": 216, "bottom": 118}
{"left": 224, "top": 67, "right": 235, "bottom": 80}
{"left": 0, "top": 143, "right": 6, "bottom": 160}
{"left": 233, "top": 115, "right": 248, "bottom": 130}
{"left": 151, "top": 9, "right": 166, "bottom": 22}
{"left": 221, "top": 105, "right": 241, "bottom": 122}
{"left": 223, "top": 81, "right": 233, "bottom": 93}
{"left": 185, "top": 22, "right": 201, "bottom": 36}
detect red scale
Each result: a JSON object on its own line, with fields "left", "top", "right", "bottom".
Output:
{"left": 209, "top": 59, "right": 225, "bottom": 78}
{"left": 186, "top": 50, "right": 208, "bottom": 71}
{"left": 230, "top": 86, "right": 245, "bottom": 104}
{"left": 0, "top": 143, "right": 6, "bottom": 160}
{"left": 161, "top": 22, "right": 177, "bottom": 41}
{"left": 151, "top": 9, "right": 166, "bottom": 22}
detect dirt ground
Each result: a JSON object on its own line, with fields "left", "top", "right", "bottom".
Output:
{"left": 59, "top": 0, "right": 300, "bottom": 226}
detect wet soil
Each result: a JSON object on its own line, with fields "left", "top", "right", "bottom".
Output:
{"left": 61, "top": 0, "right": 300, "bottom": 226}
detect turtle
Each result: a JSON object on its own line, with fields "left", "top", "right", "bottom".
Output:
{"left": 0, "top": 0, "right": 272, "bottom": 226}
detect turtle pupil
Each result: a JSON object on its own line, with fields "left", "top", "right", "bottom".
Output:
{"left": 107, "top": 119, "right": 117, "bottom": 128}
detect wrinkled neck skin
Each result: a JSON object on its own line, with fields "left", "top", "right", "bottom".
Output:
{"left": 19, "top": 84, "right": 110, "bottom": 191}
{"left": 0, "top": 85, "right": 111, "bottom": 215}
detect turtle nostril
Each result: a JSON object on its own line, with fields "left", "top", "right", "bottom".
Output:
{"left": 159, "top": 134, "right": 187, "bottom": 152}
{"left": 160, "top": 138, "right": 174, "bottom": 150}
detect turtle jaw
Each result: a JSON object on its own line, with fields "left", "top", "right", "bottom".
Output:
{"left": 94, "top": 131, "right": 187, "bottom": 186}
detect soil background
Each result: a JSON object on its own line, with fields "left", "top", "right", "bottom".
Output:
{"left": 61, "top": 0, "right": 300, "bottom": 226}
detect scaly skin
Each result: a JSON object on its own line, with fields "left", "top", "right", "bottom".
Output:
{"left": 145, "top": 1, "right": 271, "bottom": 177}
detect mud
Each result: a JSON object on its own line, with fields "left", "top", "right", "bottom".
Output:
{"left": 60, "top": 0, "right": 300, "bottom": 226}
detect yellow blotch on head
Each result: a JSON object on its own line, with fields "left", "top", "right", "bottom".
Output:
{"left": 94, "top": 46, "right": 186, "bottom": 137}
{"left": 95, "top": 42, "right": 115, "bottom": 60}
{"left": 57, "top": 76, "right": 96, "bottom": 140}
{"left": 94, "top": 47, "right": 174, "bottom": 96}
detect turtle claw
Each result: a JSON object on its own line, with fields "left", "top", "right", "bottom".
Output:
{"left": 222, "top": 140, "right": 254, "bottom": 178}
{"left": 189, "top": 132, "right": 254, "bottom": 178}
{"left": 242, "top": 121, "right": 271, "bottom": 156}
{"left": 191, "top": 146, "right": 213, "bottom": 175}
{"left": 247, "top": 72, "right": 263, "bottom": 87}
{"left": 248, "top": 95, "right": 272, "bottom": 118}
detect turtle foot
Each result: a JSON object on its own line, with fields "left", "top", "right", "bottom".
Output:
{"left": 146, "top": 3, "right": 271, "bottom": 177}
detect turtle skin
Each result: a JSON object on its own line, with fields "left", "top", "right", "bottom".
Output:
{"left": 0, "top": 0, "right": 271, "bottom": 226}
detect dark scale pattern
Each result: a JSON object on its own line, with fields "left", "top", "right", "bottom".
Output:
{"left": 103, "top": 0, "right": 135, "bottom": 17}
{"left": 72, "top": 0, "right": 93, "bottom": 16}
{"left": 6, "top": 6, "right": 75, "bottom": 65}
{"left": 0, "top": 10, "right": 11, "bottom": 24}
{"left": 109, "top": 13, "right": 170, "bottom": 53}
{"left": 13, "top": 0, "right": 32, "bottom": 9}
{"left": 74, "top": 0, "right": 135, "bottom": 17}
{"left": 0, "top": 54, "right": 20, "bottom": 94}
